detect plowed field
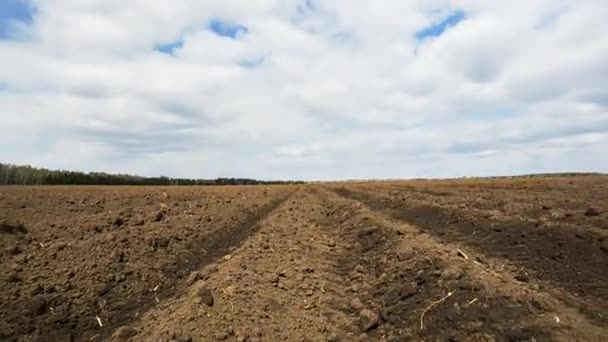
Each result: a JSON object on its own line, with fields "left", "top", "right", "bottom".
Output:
{"left": 1, "top": 177, "right": 607, "bottom": 341}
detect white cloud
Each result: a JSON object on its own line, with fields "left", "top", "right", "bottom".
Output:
{"left": 1, "top": 0, "right": 607, "bottom": 180}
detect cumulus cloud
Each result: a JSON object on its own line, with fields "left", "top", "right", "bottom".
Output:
{"left": 0, "top": 0, "right": 607, "bottom": 180}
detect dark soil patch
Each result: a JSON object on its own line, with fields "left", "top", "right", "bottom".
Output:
{"left": 332, "top": 187, "right": 608, "bottom": 326}
{"left": 327, "top": 193, "right": 553, "bottom": 341}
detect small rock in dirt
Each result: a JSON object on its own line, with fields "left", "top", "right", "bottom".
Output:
{"left": 111, "top": 326, "right": 138, "bottom": 340}
{"left": 223, "top": 254, "right": 232, "bottom": 261}
{"left": 359, "top": 309, "right": 380, "bottom": 332}
{"left": 133, "top": 218, "right": 145, "bottom": 226}
{"left": 328, "top": 240, "right": 336, "bottom": 247}
{"left": 305, "top": 289, "right": 314, "bottom": 297}
{"left": 197, "top": 288, "right": 214, "bottom": 306}
{"left": 585, "top": 207, "right": 601, "bottom": 217}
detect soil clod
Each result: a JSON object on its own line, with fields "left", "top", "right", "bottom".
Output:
{"left": 197, "top": 288, "right": 214, "bottom": 307}
{"left": 359, "top": 309, "right": 380, "bottom": 332}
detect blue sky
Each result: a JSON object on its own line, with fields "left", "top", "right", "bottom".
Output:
{"left": 208, "top": 19, "right": 248, "bottom": 39}
{"left": 0, "top": 1, "right": 607, "bottom": 180}
{"left": 155, "top": 19, "right": 248, "bottom": 55}
{"left": 416, "top": 10, "right": 465, "bottom": 41}
{"left": 0, "top": 0, "right": 34, "bottom": 38}
{"left": 155, "top": 40, "right": 184, "bottom": 55}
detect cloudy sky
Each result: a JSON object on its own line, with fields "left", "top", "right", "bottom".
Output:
{"left": 1, "top": 0, "right": 607, "bottom": 180}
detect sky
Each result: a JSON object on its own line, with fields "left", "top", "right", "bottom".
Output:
{"left": 1, "top": 0, "right": 607, "bottom": 180}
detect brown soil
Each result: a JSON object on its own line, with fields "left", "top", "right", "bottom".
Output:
{"left": 1, "top": 178, "right": 607, "bottom": 341}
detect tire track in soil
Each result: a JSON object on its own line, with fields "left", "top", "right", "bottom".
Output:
{"left": 94, "top": 193, "right": 292, "bottom": 341}
{"left": 323, "top": 187, "right": 607, "bottom": 341}
{"left": 331, "top": 187, "right": 608, "bottom": 326}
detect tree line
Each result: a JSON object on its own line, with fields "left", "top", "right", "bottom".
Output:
{"left": 0, "top": 163, "right": 304, "bottom": 186}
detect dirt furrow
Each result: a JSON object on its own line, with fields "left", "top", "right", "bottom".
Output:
{"left": 97, "top": 193, "right": 291, "bottom": 341}
{"left": 330, "top": 186, "right": 608, "bottom": 327}
{"left": 123, "top": 188, "right": 361, "bottom": 341}
{"left": 2, "top": 179, "right": 607, "bottom": 341}
{"left": 0, "top": 186, "right": 292, "bottom": 341}
{"left": 325, "top": 187, "right": 607, "bottom": 341}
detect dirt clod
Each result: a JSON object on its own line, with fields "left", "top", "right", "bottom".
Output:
{"left": 398, "top": 283, "right": 418, "bottom": 299}
{"left": 197, "top": 288, "right": 214, "bottom": 307}
{"left": 359, "top": 309, "right": 380, "bottom": 332}
{"left": 149, "top": 237, "right": 169, "bottom": 248}
{"left": 186, "top": 271, "right": 200, "bottom": 286}
{"left": 26, "top": 298, "right": 47, "bottom": 316}
{"left": 327, "top": 332, "right": 340, "bottom": 341}
{"left": 152, "top": 211, "right": 165, "bottom": 222}
{"left": 350, "top": 298, "right": 365, "bottom": 311}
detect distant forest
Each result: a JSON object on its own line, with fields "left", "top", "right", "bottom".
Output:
{"left": 0, "top": 163, "right": 304, "bottom": 186}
